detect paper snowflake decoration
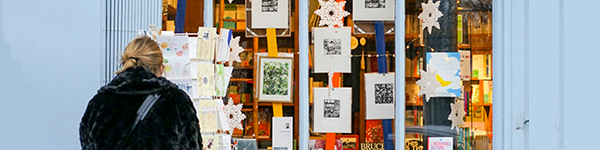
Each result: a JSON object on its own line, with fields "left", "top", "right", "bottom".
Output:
{"left": 418, "top": 0, "right": 444, "bottom": 34}
{"left": 228, "top": 36, "right": 244, "bottom": 66}
{"left": 223, "top": 98, "right": 246, "bottom": 134}
{"left": 314, "top": 0, "right": 350, "bottom": 27}
{"left": 416, "top": 66, "right": 440, "bottom": 102}
{"left": 448, "top": 99, "right": 466, "bottom": 130}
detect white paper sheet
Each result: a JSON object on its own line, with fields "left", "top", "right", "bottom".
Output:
{"left": 251, "top": 0, "right": 289, "bottom": 28}
{"left": 217, "top": 99, "right": 230, "bottom": 131}
{"left": 188, "top": 37, "right": 198, "bottom": 59}
{"left": 313, "top": 27, "right": 352, "bottom": 73}
{"left": 313, "top": 88, "right": 352, "bottom": 133}
{"left": 353, "top": 0, "right": 395, "bottom": 21}
{"left": 216, "top": 29, "right": 232, "bottom": 62}
{"left": 198, "top": 100, "right": 218, "bottom": 133}
{"left": 364, "top": 72, "right": 396, "bottom": 119}
{"left": 272, "top": 117, "right": 293, "bottom": 150}
{"left": 163, "top": 57, "right": 191, "bottom": 79}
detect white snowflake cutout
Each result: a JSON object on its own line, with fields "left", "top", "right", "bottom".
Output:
{"left": 448, "top": 98, "right": 466, "bottom": 130}
{"left": 418, "top": 0, "right": 444, "bottom": 34}
{"left": 223, "top": 98, "right": 246, "bottom": 134}
{"left": 228, "top": 36, "right": 244, "bottom": 66}
{"left": 314, "top": 0, "right": 350, "bottom": 27}
{"left": 227, "top": 0, "right": 233, "bottom": 3}
{"left": 416, "top": 66, "right": 440, "bottom": 102}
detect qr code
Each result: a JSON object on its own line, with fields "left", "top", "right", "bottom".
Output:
{"left": 323, "top": 38, "right": 342, "bottom": 55}
{"left": 374, "top": 83, "right": 394, "bottom": 104}
{"left": 324, "top": 99, "right": 340, "bottom": 118}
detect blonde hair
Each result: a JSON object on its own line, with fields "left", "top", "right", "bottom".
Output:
{"left": 115, "top": 36, "right": 163, "bottom": 75}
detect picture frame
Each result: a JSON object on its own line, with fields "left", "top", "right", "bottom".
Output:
{"left": 364, "top": 72, "right": 396, "bottom": 119}
{"left": 250, "top": 0, "right": 289, "bottom": 29}
{"left": 313, "top": 87, "right": 352, "bottom": 133}
{"left": 256, "top": 56, "right": 294, "bottom": 102}
{"left": 313, "top": 27, "right": 352, "bottom": 73}
{"left": 353, "top": 0, "right": 395, "bottom": 21}
{"left": 337, "top": 135, "right": 359, "bottom": 150}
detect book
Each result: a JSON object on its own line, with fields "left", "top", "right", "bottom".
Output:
{"left": 365, "top": 120, "right": 384, "bottom": 143}
{"left": 308, "top": 139, "right": 342, "bottom": 150}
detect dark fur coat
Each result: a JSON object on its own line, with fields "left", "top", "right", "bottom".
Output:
{"left": 80, "top": 67, "right": 202, "bottom": 150}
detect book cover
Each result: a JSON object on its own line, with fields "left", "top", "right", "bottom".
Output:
{"left": 308, "top": 139, "right": 342, "bottom": 150}
{"left": 365, "top": 120, "right": 384, "bottom": 143}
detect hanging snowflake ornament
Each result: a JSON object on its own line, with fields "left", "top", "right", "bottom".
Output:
{"left": 223, "top": 98, "right": 246, "bottom": 134}
{"left": 416, "top": 66, "right": 440, "bottom": 102}
{"left": 314, "top": 0, "right": 350, "bottom": 27}
{"left": 228, "top": 36, "right": 244, "bottom": 66}
{"left": 418, "top": 0, "right": 444, "bottom": 34}
{"left": 448, "top": 98, "right": 466, "bottom": 130}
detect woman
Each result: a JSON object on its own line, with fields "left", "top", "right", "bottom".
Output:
{"left": 79, "top": 36, "right": 202, "bottom": 149}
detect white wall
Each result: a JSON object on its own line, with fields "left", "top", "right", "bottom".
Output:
{"left": 497, "top": 0, "right": 600, "bottom": 149}
{"left": 0, "top": 0, "right": 101, "bottom": 149}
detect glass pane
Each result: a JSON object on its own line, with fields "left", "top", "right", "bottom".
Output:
{"left": 404, "top": 0, "right": 493, "bottom": 150}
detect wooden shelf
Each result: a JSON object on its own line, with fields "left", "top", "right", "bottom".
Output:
{"left": 234, "top": 66, "right": 254, "bottom": 69}
{"left": 223, "top": 19, "right": 245, "bottom": 22}
{"left": 406, "top": 103, "right": 423, "bottom": 107}
{"left": 230, "top": 78, "right": 252, "bottom": 82}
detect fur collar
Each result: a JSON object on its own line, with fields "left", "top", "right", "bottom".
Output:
{"left": 99, "top": 66, "right": 176, "bottom": 95}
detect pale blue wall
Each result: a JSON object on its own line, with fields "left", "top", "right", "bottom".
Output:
{"left": 0, "top": 0, "right": 101, "bottom": 149}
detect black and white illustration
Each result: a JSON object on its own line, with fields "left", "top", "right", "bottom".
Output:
{"left": 323, "top": 38, "right": 342, "bottom": 55}
{"left": 374, "top": 83, "right": 394, "bottom": 104}
{"left": 323, "top": 99, "right": 341, "bottom": 118}
{"left": 365, "top": 0, "right": 385, "bottom": 8}
{"left": 262, "top": 0, "right": 278, "bottom": 12}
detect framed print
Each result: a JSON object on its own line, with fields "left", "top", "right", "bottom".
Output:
{"left": 197, "top": 27, "right": 217, "bottom": 60}
{"left": 156, "top": 35, "right": 189, "bottom": 58}
{"left": 313, "top": 87, "right": 352, "bottom": 133}
{"left": 250, "top": 0, "right": 289, "bottom": 28}
{"left": 337, "top": 135, "right": 359, "bottom": 150}
{"left": 365, "top": 73, "right": 395, "bottom": 119}
{"left": 313, "top": 27, "right": 352, "bottom": 73}
{"left": 353, "top": 0, "right": 395, "bottom": 21}
{"left": 257, "top": 56, "right": 294, "bottom": 102}
{"left": 426, "top": 52, "right": 461, "bottom": 97}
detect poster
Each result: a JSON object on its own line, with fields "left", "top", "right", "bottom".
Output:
{"left": 364, "top": 73, "right": 395, "bottom": 119}
{"left": 313, "top": 27, "right": 352, "bottom": 73}
{"left": 258, "top": 57, "right": 294, "bottom": 102}
{"left": 156, "top": 36, "right": 189, "bottom": 58}
{"left": 272, "top": 117, "right": 293, "bottom": 150}
{"left": 426, "top": 52, "right": 461, "bottom": 97}
{"left": 197, "top": 27, "right": 217, "bottom": 60}
{"left": 313, "top": 88, "right": 352, "bottom": 133}
{"left": 428, "top": 137, "right": 453, "bottom": 150}
{"left": 251, "top": 0, "right": 289, "bottom": 28}
{"left": 353, "top": 0, "right": 395, "bottom": 21}
{"left": 197, "top": 63, "right": 216, "bottom": 96}
{"left": 198, "top": 100, "right": 218, "bottom": 133}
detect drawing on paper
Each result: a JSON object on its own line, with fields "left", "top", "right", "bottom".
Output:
{"left": 374, "top": 83, "right": 394, "bottom": 104}
{"left": 323, "top": 38, "right": 342, "bottom": 55}
{"left": 198, "top": 100, "right": 218, "bottom": 133}
{"left": 365, "top": 0, "right": 385, "bottom": 8}
{"left": 262, "top": 0, "right": 278, "bottom": 12}
{"left": 156, "top": 36, "right": 189, "bottom": 57}
{"left": 262, "top": 61, "right": 290, "bottom": 96}
{"left": 324, "top": 99, "right": 341, "bottom": 118}
{"left": 163, "top": 58, "right": 190, "bottom": 79}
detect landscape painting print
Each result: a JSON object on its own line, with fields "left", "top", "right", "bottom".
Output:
{"left": 426, "top": 52, "right": 461, "bottom": 97}
{"left": 156, "top": 36, "right": 189, "bottom": 58}
{"left": 258, "top": 57, "right": 293, "bottom": 102}
{"left": 365, "top": 73, "right": 395, "bottom": 119}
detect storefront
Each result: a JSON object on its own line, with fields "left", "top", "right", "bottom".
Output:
{"left": 1, "top": 0, "right": 596, "bottom": 149}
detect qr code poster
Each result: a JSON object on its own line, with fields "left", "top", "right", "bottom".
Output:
{"left": 365, "top": 73, "right": 395, "bottom": 119}
{"left": 313, "top": 27, "right": 351, "bottom": 73}
{"left": 313, "top": 88, "right": 352, "bottom": 133}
